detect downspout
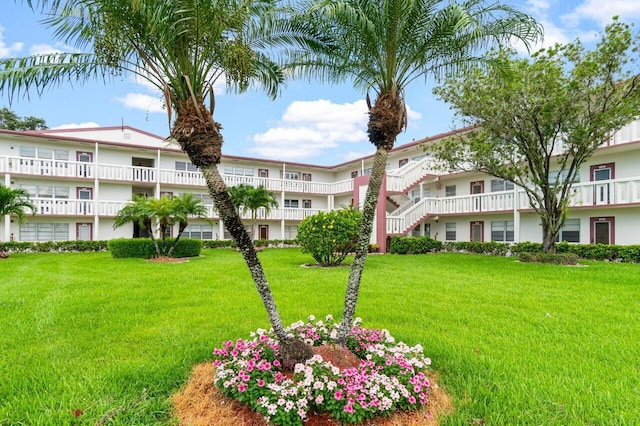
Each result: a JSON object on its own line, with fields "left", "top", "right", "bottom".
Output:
{"left": 513, "top": 184, "right": 520, "bottom": 243}
{"left": 281, "top": 163, "right": 285, "bottom": 239}
{"left": 4, "top": 173, "right": 10, "bottom": 242}
{"left": 94, "top": 142, "right": 100, "bottom": 240}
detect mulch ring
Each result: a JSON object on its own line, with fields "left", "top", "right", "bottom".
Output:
{"left": 146, "top": 257, "right": 189, "bottom": 263}
{"left": 172, "top": 345, "right": 452, "bottom": 425}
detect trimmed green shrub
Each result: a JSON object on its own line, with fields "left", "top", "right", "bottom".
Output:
{"left": 443, "top": 241, "right": 510, "bottom": 255}
{"left": 0, "top": 240, "right": 108, "bottom": 253}
{"left": 170, "top": 238, "right": 202, "bottom": 258}
{"left": 108, "top": 238, "right": 201, "bottom": 258}
{"left": 518, "top": 252, "right": 579, "bottom": 265}
{"left": 297, "top": 208, "right": 362, "bottom": 266}
{"left": 389, "top": 236, "right": 443, "bottom": 254}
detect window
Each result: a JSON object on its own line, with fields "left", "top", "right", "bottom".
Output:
{"left": 20, "top": 223, "right": 69, "bottom": 242}
{"left": 20, "top": 146, "right": 36, "bottom": 158}
{"left": 283, "top": 171, "right": 300, "bottom": 180}
{"left": 183, "top": 224, "right": 214, "bottom": 240}
{"left": 557, "top": 219, "right": 580, "bottom": 243}
{"left": 284, "top": 226, "right": 297, "bottom": 239}
{"left": 19, "top": 146, "right": 69, "bottom": 160}
{"left": 423, "top": 188, "right": 431, "bottom": 198}
{"left": 412, "top": 154, "right": 427, "bottom": 161}
{"left": 350, "top": 171, "right": 358, "bottom": 179}
{"left": 398, "top": 159, "right": 409, "bottom": 167}
{"left": 175, "top": 161, "right": 198, "bottom": 172}
{"left": 549, "top": 169, "right": 580, "bottom": 185}
{"left": 284, "top": 199, "right": 299, "bottom": 208}
{"left": 223, "top": 166, "right": 253, "bottom": 176}
{"left": 445, "top": 185, "right": 456, "bottom": 197}
{"left": 184, "top": 193, "right": 212, "bottom": 205}
{"left": 491, "top": 221, "right": 514, "bottom": 242}
{"left": 302, "top": 199, "right": 312, "bottom": 209}
{"left": 159, "top": 191, "right": 174, "bottom": 199}
{"left": 362, "top": 168, "right": 373, "bottom": 175}
{"left": 258, "top": 169, "right": 269, "bottom": 178}
{"left": 411, "top": 189, "right": 421, "bottom": 203}
{"left": 302, "top": 173, "right": 312, "bottom": 181}
{"left": 20, "top": 184, "right": 70, "bottom": 199}
{"left": 445, "top": 223, "right": 456, "bottom": 241}
{"left": 490, "top": 179, "right": 514, "bottom": 192}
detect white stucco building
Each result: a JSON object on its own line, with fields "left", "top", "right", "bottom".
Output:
{"left": 2, "top": 121, "right": 639, "bottom": 252}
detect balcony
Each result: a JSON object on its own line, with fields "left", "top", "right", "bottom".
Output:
{"left": 1, "top": 155, "right": 354, "bottom": 195}
{"left": 29, "top": 197, "right": 329, "bottom": 221}
{"left": 386, "top": 177, "right": 640, "bottom": 235}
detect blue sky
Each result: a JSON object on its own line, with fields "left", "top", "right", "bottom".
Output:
{"left": 2, "top": 0, "right": 640, "bottom": 165}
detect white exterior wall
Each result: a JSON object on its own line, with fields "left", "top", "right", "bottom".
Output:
{"left": 3, "top": 123, "right": 640, "bottom": 246}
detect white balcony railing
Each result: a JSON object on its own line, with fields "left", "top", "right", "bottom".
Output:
{"left": 31, "top": 198, "right": 96, "bottom": 216}
{"left": 386, "top": 157, "right": 441, "bottom": 193}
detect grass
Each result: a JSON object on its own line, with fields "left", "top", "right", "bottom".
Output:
{"left": 1, "top": 249, "right": 639, "bottom": 425}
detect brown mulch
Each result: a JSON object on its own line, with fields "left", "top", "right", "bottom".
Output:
{"left": 147, "top": 256, "right": 189, "bottom": 263}
{"left": 172, "top": 345, "right": 452, "bottom": 426}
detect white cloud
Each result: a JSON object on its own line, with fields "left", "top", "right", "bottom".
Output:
{"left": 562, "top": 0, "right": 640, "bottom": 28}
{"left": 248, "top": 99, "right": 370, "bottom": 161}
{"left": 29, "top": 43, "right": 64, "bottom": 55}
{"left": 0, "top": 24, "right": 23, "bottom": 58}
{"left": 248, "top": 99, "right": 424, "bottom": 161}
{"left": 115, "top": 93, "right": 165, "bottom": 113}
{"left": 52, "top": 122, "right": 100, "bottom": 129}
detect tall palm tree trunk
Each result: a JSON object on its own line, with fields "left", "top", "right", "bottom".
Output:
{"left": 202, "top": 164, "right": 287, "bottom": 340}
{"left": 337, "top": 147, "right": 389, "bottom": 343}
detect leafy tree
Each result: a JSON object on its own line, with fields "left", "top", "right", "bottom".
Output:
{"left": 2, "top": 0, "right": 314, "bottom": 361}
{"left": 228, "top": 184, "right": 278, "bottom": 240}
{"left": 295, "top": 0, "right": 541, "bottom": 342}
{"left": 113, "top": 195, "right": 160, "bottom": 256}
{"left": 0, "top": 183, "right": 36, "bottom": 224}
{"left": 297, "top": 208, "right": 362, "bottom": 266}
{"left": 167, "top": 193, "right": 210, "bottom": 256}
{"left": 0, "top": 107, "right": 48, "bottom": 130}
{"left": 431, "top": 18, "right": 640, "bottom": 253}
{"left": 113, "top": 194, "right": 209, "bottom": 257}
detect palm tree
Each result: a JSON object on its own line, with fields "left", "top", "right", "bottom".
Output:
{"left": 293, "top": 0, "right": 542, "bottom": 342}
{"left": 0, "top": 183, "right": 36, "bottom": 224}
{"left": 3, "top": 0, "right": 312, "bottom": 360}
{"left": 147, "top": 196, "right": 178, "bottom": 256}
{"left": 228, "top": 184, "right": 278, "bottom": 240}
{"left": 167, "top": 193, "right": 210, "bottom": 257}
{"left": 113, "top": 195, "right": 161, "bottom": 256}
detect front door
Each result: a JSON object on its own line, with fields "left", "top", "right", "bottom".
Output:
{"left": 470, "top": 181, "right": 484, "bottom": 211}
{"left": 259, "top": 225, "right": 269, "bottom": 240}
{"left": 590, "top": 217, "right": 614, "bottom": 245}
{"left": 77, "top": 223, "right": 92, "bottom": 241}
{"left": 77, "top": 187, "right": 93, "bottom": 215}
{"left": 471, "top": 221, "right": 484, "bottom": 242}
{"left": 77, "top": 151, "right": 93, "bottom": 178}
{"left": 590, "top": 163, "right": 614, "bottom": 205}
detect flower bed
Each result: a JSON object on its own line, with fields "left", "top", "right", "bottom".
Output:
{"left": 212, "top": 315, "right": 432, "bottom": 425}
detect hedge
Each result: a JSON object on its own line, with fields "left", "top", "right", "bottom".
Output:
{"left": 389, "top": 236, "right": 443, "bottom": 254}
{"left": 107, "top": 238, "right": 202, "bottom": 258}
{"left": 0, "top": 240, "right": 108, "bottom": 253}
{"left": 389, "top": 236, "right": 640, "bottom": 263}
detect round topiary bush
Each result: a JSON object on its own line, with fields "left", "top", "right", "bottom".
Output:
{"left": 296, "top": 208, "right": 362, "bottom": 266}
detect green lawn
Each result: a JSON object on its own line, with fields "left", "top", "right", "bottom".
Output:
{"left": 1, "top": 249, "right": 638, "bottom": 425}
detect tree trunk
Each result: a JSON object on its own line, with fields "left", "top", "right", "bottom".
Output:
{"left": 201, "top": 165, "right": 288, "bottom": 339}
{"left": 541, "top": 217, "right": 558, "bottom": 253}
{"left": 337, "top": 147, "right": 389, "bottom": 343}
{"left": 145, "top": 218, "right": 161, "bottom": 258}
{"left": 167, "top": 221, "right": 187, "bottom": 257}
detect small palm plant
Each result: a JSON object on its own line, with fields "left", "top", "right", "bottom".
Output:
{"left": 0, "top": 183, "right": 36, "bottom": 224}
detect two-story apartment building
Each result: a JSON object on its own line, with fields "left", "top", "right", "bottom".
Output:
{"left": 1, "top": 121, "right": 639, "bottom": 251}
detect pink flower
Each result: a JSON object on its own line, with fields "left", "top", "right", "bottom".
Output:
{"left": 257, "top": 379, "right": 265, "bottom": 387}
{"left": 238, "top": 383, "right": 247, "bottom": 392}
{"left": 409, "top": 396, "right": 417, "bottom": 404}
{"left": 343, "top": 404, "right": 354, "bottom": 414}
{"left": 334, "top": 390, "right": 344, "bottom": 400}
